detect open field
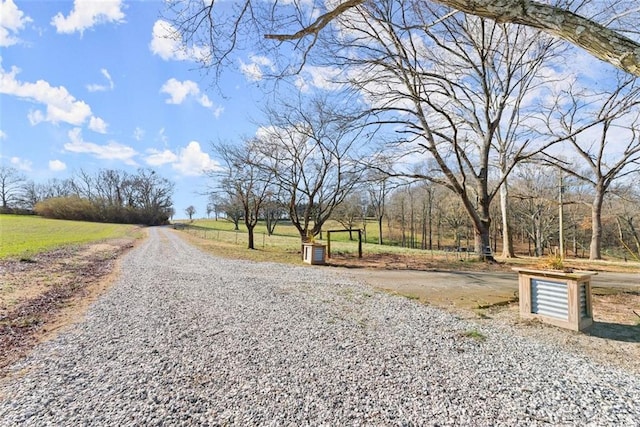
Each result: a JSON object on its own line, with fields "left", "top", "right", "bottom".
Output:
{"left": 0, "top": 214, "right": 142, "bottom": 259}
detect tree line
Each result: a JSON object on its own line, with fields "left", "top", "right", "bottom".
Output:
{"left": 0, "top": 167, "right": 175, "bottom": 226}
{"left": 208, "top": 151, "right": 640, "bottom": 262}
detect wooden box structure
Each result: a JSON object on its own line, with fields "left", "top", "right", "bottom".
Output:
{"left": 303, "top": 243, "right": 326, "bottom": 265}
{"left": 514, "top": 268, "right": 596, "bottom": 331}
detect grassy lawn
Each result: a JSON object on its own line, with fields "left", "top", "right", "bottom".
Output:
{"left": 178, "top": 218, "right": 419, "bottom": 255}
{"left": 177, "top": 218, "right": 506, "bottom": 269}
{"left": 176, "top": 218, "right": 640, "bottom": 273}
{"left": 0, "top": 214, "right": 143, "bottom": 259}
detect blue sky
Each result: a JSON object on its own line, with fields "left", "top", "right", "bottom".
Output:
{"left": 2, "top": 1, "right": 637, "bottom": 220}
{"left": 0, "top": 0, "right": 274, "bottom": 218}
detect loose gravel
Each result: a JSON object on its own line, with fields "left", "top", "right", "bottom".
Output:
{"left": 1, "top": 227, "right": 638, "bottom": 426}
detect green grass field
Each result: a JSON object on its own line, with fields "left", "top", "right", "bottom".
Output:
{"left": 0, "top": 214, "right": 142, "bottom": 259}
{"left": 177, "top": 218, "right": 457, "bottom": 258}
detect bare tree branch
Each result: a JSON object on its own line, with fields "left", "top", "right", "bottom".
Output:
{"left": 263, "top": 0, "right": 640, "bottom": 76}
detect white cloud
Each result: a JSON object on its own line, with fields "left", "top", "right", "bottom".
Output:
{"left": 51, "top": 0, "right": 125, "bottom": 35}
{"left": 27, "top": 109, "right": 44, "bottom": 125}
{"left": 0, "top": 130, "right": 6, "bottom": 139}
{"left": 133, "top": 126, "right": 145, "bottom": 141}
{"left": 160, "top": 78, "right": 222, "bottom": 115}
{"left": 161, "top": 78, "right": 199, "bottom": 104}
{"left": 89, "top": 116, "right": 108, "bottom": 133}
{"left": 240, "top": 55, "right": 274, "bottom": 82}
{"left": 150, "top": 20, "right": 206, "bottom": 62}
{"left": 294, "top": 65, "right": 343, "bottom": 92}
{"left": 211, "top": 105, "right": 224, "bottom": 119}
{"left": 49, "top": 159, "right": 67, "bottom": 171}
{"left": 240, "top": 62, "right": 263, "bottom": 82}
{"left": 86, "top": 68, "right": 114, "bottom": 92}
{"left": 0, "top": 0, "right": 32, "bottom": 47}
{"left": 10, "top": 156, "right": 31, "bottom": 171}
{"left": 157, "top": 128, "right": 168, "bottom": 144}
{"left": 199, "top": 94, "right": 213, "bottom": 108}
{"left": 1, "top": 64, "right": 92, "bottom": 126}
{"left": 64, "top": 128, "right": 137, "bottom": 165}
{"left": 143, "top": 142, "right": 219, "bottom": 175}
{"left": 173, "top": 141, "right": 219, "bottom": 176}
{"left": 145, "top": 148, "right": 178, "bottom": 166}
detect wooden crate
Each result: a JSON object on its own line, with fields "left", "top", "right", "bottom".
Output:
{"left": 514, "top": 268, "right": 595, "bottom": 331}
{"left": 303, "top": 243, "right": 326, "bottom": 265}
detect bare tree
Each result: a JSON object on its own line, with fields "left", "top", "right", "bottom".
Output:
{"left": 32, "top": 169, "right": 174, "bottom": 225}
{"left": 19, "top": 181, "right": 44, "bottom": 210}
{"left": 211, "top": 139, "right": 275, "bottom": 249}
{"left": 253, "top": 95, "right": 367, "bottom": 242}
{"left": 612, "top": 183, "right": 640, "bottom": 261}
{"left": 414, "top": 182, "right": 442, "bottom": 250}
{"left": 545, "top": 74, "right": 640, "bottom": 259}
{"left": 262, "top": 192, "right": 286, "bottom": 236}
{"left": 129, "top": 169, "right": 175, "bottom": 225}
{"left": 364, "top": 168, "right": 398, "bottom": 245}
{"left": 207, "top": 193, "right": 223, "bottom": 219}
{"left": 220, "top": 195, "right": 244, "bottom": 231}
{"left": 511, "top": 163, "right": 559, "bottom": 257}
{"left": 336, "top": 6, "right": 566, "bottom": 259}
{"left": 332, "top": 191, "right": 366, "bottom": 240}
{"left": 0, "top": 166, "right": 26, "bottom": 210}
{"left": 185, "top": 205, "right": 196, "bottom": 220}
{"left": 167, "top": 0, "right": 640, "bottom": 76}
{"left": 70, "top": 169, "right": 95, "bottom": 200}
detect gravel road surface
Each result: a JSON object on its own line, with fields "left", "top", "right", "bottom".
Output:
{"left": 1, "top": 227, "right": 638, "bottom": 425}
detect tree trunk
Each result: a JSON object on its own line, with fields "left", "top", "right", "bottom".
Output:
{"left": 247, "top": 224, "right": 255, "bottom": 250}
{"left": 534, "top": 220, "right": 544, "bottom": 257}
{"left": 377, "top": 215, "right": 384, "bottom": 245}
{"left": 473, "top": 220, "right": 493, "bottom": 261}
{"left": 499, "top": 178, "right": 515, "bottom": 258}
{"left": 590, "top": 189, "right": 604, "bottom": 260}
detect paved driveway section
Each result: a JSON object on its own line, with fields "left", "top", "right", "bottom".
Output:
{"left": 344, "top": 269, "right": 639, "bottom": 309}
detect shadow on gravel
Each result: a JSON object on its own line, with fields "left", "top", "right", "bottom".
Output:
{"left": 587, "top": 322, "right": 640, "bottom": 343}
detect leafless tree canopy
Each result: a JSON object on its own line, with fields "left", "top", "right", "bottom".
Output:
{"left": 251, "top": 95, "right": 368, "bottom": 240}
{"left": 166, "top": 0, "right": 640, "bottom": 77}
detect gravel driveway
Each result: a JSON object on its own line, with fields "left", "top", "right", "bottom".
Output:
{"left": 1, "top": 227, "right": 638, "bottom": 425}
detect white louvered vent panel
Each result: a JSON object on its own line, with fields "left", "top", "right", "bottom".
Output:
{"left": 313, "top": 247, "right": 325, "bottom": 262}
{"left": 579, "top": 284, "right": 588, "bottom": 318}
{"left": 531, "top": 279, "right": 568, "bottom": 320}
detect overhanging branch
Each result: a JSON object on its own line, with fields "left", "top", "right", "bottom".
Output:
{"left": 264, "top": 0, "right": 640, "bottom": 76}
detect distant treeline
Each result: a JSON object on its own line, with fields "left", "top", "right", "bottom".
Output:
{"left": 1, "top": 167, "right": 175, "bottom": 226}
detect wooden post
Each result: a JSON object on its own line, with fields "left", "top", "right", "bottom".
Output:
{"left": 327, "top": 231, "right": 332, "bottom": 258}
{"left": 358, "top": 229, "right": 362, "bottom": 258}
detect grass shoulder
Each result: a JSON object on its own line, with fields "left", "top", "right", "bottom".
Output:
{"left": 0, "top": 214, "right": 143, "bottom": 260}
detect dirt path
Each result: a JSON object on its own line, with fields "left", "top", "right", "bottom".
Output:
{"left": 1, "top": 228, "right": 638, "bottom": 376}
{"left": 0, "top": 237, "right": 138, "bottom": 371}
{"left": 1, "top": 227, "right": 639, "bottom": 425}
